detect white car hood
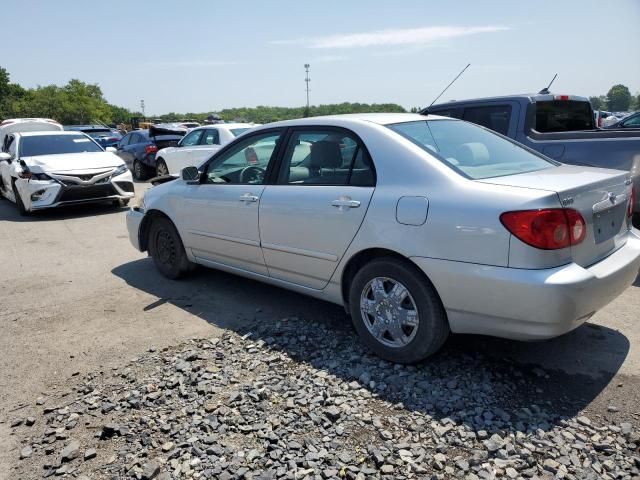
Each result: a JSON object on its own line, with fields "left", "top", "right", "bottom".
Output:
{"left": 21, "top": 152, "right": 124, "bottom": 173}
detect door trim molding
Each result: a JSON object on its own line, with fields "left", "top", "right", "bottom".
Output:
{"left": 261, "top": 242, "right": 338, "bottom": 262}
{"left": 187, "top": 229, "right": 260, "bottom": 247}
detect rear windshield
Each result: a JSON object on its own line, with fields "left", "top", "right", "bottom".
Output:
{"left": 387, "top": 120, "right": 556, "bottom": 180}
{"left": 230, "top": 128, "right": 250, "bottom": 137}
{"left": 20, "top": 134, "right": 103, "bottom": 157}
{"left": 534, "top": 100, "right": 594, "bottom": 132}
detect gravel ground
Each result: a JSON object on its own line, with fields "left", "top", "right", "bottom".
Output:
{"left": 8, "top": 318, "right": 640, "bottom": 479}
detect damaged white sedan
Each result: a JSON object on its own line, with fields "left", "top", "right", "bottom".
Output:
{"left": 0, "top": 131, "right": 135, "bottom": 215}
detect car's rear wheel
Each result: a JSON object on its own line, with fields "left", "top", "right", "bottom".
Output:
{"left": 133, "top": 160, "right": 147, "bottom": 181}
{"left": 148, "top": 217, "right": 193, "bottom": 279}
{"left": 348, "top": 258, "right": 449, "bottom": 363}
{"left": 156, "top": 159, "right": 169, "bottom": 177}
{"left": 12, "top": 181, "right": 29, "bottom": 216}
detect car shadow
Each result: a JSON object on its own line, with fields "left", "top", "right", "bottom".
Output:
{"left": 0, "top": 198, "right": 128, "bottom": 222}
{"left": 112, "top": 258, "right": 631, "bottom": 434}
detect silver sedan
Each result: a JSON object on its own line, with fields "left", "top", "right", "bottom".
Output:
{"left": 126, "top": 113, "right": 640, "bottom": 363}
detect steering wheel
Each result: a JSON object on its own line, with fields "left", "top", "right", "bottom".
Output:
{"left": 239, "top": 165, "right": 265, "bottom": 183}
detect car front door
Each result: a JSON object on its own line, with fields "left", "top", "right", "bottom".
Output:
{"left": 177, "top": 129, "right": 284, "bottom": 275}
{"left": 175, "top": 129, "right": 204, "bottom": 168}
{"left": 117, "top": 133, "right": 136, "bottom": 169}
{"left": 190, "top": 128, "right": 221, "bottom": 166}
{"left": 258, "top": 128, "right": 376, "bottom": 289}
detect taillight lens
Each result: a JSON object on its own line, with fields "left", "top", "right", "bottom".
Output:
{"left": 145, "top": 145, "right": 158, "bottom": 154}
{"left": 500, "top": 209, "right": 586, "bottom": 250}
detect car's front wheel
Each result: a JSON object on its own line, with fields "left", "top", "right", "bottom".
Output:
{"left": 348, "top": 258, "right": 449, "bottom": 363}
{"left": 156, "top": 159, "right": 169, "bottom": 177}
{"left": 148, "top": 216, "right": 194, "bottom": 279}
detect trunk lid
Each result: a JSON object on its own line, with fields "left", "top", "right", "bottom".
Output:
{"left": 479, "top": 164, "right": 632, "bottom": 267}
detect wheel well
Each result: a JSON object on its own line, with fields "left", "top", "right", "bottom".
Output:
{"left": 341, "top": 248, "right": 415, "bottom": 307}
{"left": 139, "top": 209, "right": 172, "bottom": 252}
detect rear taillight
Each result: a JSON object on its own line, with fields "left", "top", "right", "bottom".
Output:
{"left": 500, "top": 208, "right": 586, "bottom": 250}
{"left": 555, "top": 95, "right": 570, "bottom": 101}
{"left": 145, "top": 145, "right": 158, "bottom": 154}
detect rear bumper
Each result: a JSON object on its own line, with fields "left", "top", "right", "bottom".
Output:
{"left": 411, "top": 230, "right": 640, "bottom": 340}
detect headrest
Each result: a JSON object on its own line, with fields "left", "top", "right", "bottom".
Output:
{"left": 310, "top": 140, "right": 342, "bottom": 169}
{"left": 455, "top": 142, "right": 490, "bottom": 166}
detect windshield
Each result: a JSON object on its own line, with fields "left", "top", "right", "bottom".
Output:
{"left": 534, "top": 100, "right": 594, "bottom": 132}
{"left": 388, "top": 120, "right": 556, "bottom": 180}
{"left": 20, "top": 134, "right": 103, "bottom": 157}
{"left": 230, "top": 128, "right": 250, "bottom": 137}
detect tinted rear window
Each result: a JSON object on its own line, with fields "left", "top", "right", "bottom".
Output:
{"left": 463, "top": 105, "right": 511, "bottom": 135}
{"left": 534, "top": 100, "right": 594, "bottom": 132}
{"left": 388, "top": 120, "right": 556, "bottom": 180}
{"left": 20, "top": 135, "right": 103, "bottom": 157}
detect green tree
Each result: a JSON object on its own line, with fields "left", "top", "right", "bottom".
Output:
{"left": 606, "top": 84, "right": 632, "bottom": 111}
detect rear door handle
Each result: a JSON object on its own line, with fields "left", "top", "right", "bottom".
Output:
{"left": 239, "top": 193, "right": 259, "bottom": 203}
{"left": 331, "top": 198, "right": 360, "bottom": 208}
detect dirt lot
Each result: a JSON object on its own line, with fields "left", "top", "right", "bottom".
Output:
{"left": 1, "top": 182, "right": 639, "bottom": 479}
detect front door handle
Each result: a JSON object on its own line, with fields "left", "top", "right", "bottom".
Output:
{"left": 331, "top": 198, "right": 361, "bottom": 209}
{"left": 239, "top": 193, "right": 259, "bottom": 203}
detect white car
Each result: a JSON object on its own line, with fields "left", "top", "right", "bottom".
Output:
{"left": 155, "top": 123, "right": 257, "bottom": 176}
{"left": 0, "top": 131, "right": 135, "bottom": 215}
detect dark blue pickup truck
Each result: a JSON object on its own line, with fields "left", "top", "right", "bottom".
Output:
{"left": 426, "top": 94, "right": 640, "bottom": 225}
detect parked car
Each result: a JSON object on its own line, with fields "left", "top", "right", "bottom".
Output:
{"left": 155, "top": 123, "right": 258, "bottom": 176}
{"left": 126, "top": 113, "right": 640, "bottom": 363}
{"left": 0, "top": 131, "right": 134, "bottom": 215}
{"left": 603, "top": 111, "right": 640, "bottom": 129}
{"left": 65, "top": 125, "right": 123, "bottom": 148}
{"left": 115, "top": 125, "right": 186, "bottom": 180}
{"left": 426, "top": 94, "right": 640, "bottom": 226}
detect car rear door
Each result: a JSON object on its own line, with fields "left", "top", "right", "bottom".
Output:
{"left": 116, "top": 133, "right": 135, "bottom": 168}
{"left": 177, "top": 129, "right": 284, "bottom": 275}
{"left": 258, "top": 127, "right": 376, "bottom": 289}
{"left": 190, "top": 129, "right": 220, "bottom": 166}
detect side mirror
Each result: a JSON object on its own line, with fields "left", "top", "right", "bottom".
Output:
{"left": 105, "top": 146, "right": 117, "bottom": 153}
{"left": 181, "top": 166, "right": 200, "bottom": 182}
{"left": 0, "top": 152, "right": 11, "bottom": 163}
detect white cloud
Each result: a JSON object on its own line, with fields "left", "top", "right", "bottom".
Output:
{"left": 313, "top": 55, "right": 347, "bottom": 63}
{"left": 146, "top": 60, "right": 240, "bottom": 68}
{"left": 273, "top": 25, "right": 509, "bottom": 49}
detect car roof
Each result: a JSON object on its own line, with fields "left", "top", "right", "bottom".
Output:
{"left": 430, "top": 93, "right": 590, "bottom": 109}
{"left": 194, "top": 123, "right": 256, "bottom": 130}
{"left": 262, "top": 113, "right": 449, "bottom": 129}
{"left": 17, "top": 131, "right": 89, "bottom": 137}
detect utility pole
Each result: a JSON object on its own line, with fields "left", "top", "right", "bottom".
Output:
{"left": 304, "top": 64, "right": 311, "bottom": 117}
{"left": 140, "top": 99, "right": 145, "bottom": 119}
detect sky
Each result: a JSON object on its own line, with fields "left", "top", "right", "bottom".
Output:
{"left": 3, "top": 0, "right": 639, "bottom": 115}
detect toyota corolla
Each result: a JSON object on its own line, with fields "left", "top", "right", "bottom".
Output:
{"left": 126, "top": 114, "right": 640, "bottom": 363}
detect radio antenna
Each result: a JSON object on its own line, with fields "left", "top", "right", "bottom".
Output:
{"left": 538, "top": 73, "right": 557, "bottom": 94}
{"left": 421, "top": 63, "right": 470, "bottom": 115}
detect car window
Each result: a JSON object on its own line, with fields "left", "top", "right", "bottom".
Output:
{"left": 388, "top": 119, "right": 556, "bottom": 180}
{"left": 463, "top": 105, "right": 511, "bottom": 136}
{"left": 7, "top": 136, "right": 16, "bottom": 158}
{"left": 130, "top": 133, "right": 143, "bottom": 145}
{"left": 202, "top": 129, "right": 220, "bottom": 145}
{"left": 623, "top": 115, "right": 640, "bottom": 127}
{"left": 203, "top": 131, "right": 283, "bottom": 185}
{"left": 181, "top": 130, "right": 204, "bottom": 146}
{"left": 19, "top": 134, "right": 104, "bottom": 157}
{"left": 534, "top": 100, "right": 594, "bottom": 132}
{"left": 277, "top": 129, "right": 375, "bottom": 186}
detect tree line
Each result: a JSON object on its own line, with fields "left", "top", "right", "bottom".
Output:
{"left": 589, "top": 84, "right": 640, "bottom": 112}
{"left": 1, "top": 65, "right": 637, "bottom": 127}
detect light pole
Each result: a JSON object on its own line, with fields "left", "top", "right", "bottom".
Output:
{"left": 304, "top": 64, "right": 310, "bottom": 116}
{"left": 140, "top": 99, "right": 145, "bottom": 119}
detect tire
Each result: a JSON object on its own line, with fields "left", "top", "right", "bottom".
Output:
{"left": 348, "top": 257, "right": 449, "bottom": 364}
{"left": 133, "top": 160, "right": 147, "bottom": 181}
{"left": 147, "top": 216, "right": 193, "bottom": 279}
{"left": 156, "top": 159, "right": 169, "bottom": 177}
{"left": 12, "top": 181, "right": 29, "bottom": 216}
{"left": 633, "top": 213, "right": 640, "bottom": 230}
